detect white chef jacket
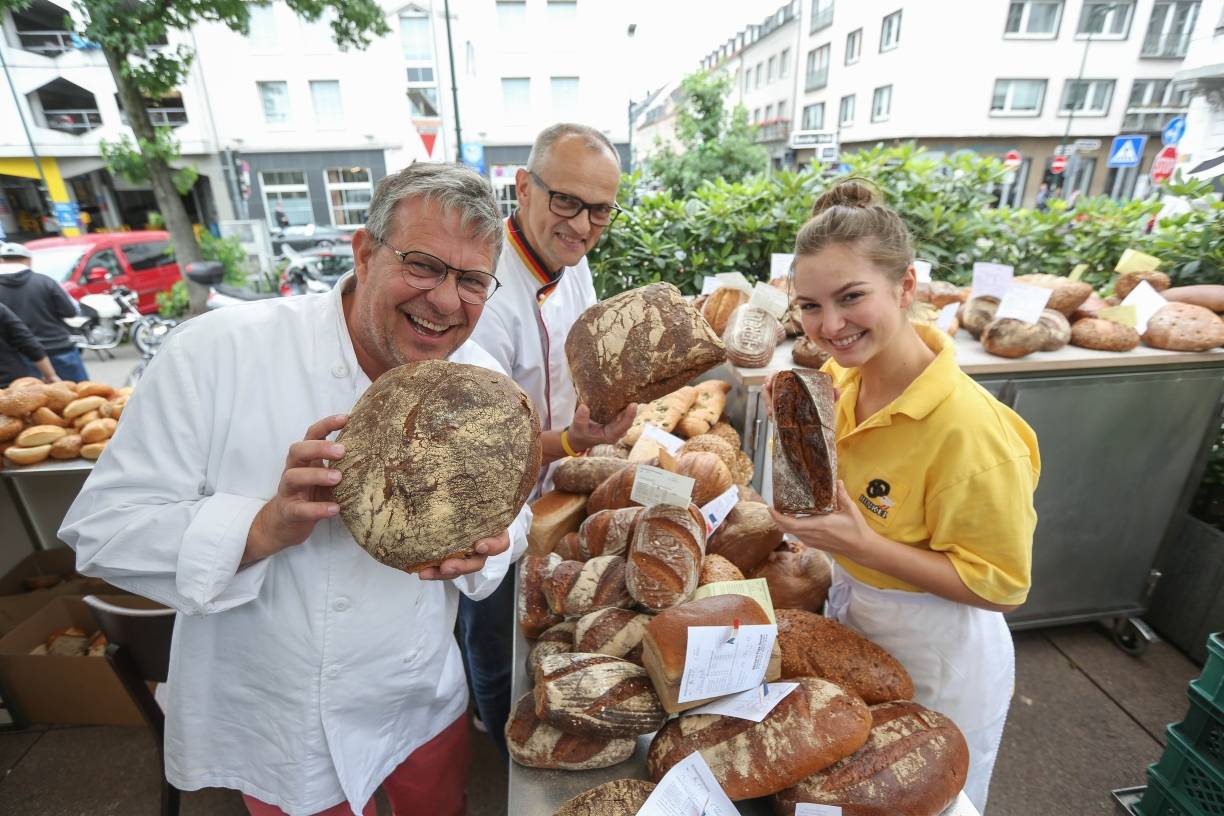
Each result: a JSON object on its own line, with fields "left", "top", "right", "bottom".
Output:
{"left": 469, "top": 214, "right": 597, "bottom": 495}
{"left": 58, "top": 274, "right": 531, "bottom": 816}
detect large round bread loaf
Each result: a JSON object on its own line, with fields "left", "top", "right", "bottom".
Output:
{"left": 334, "top": 360, "right": 540, "bottom": 572}
{"left": 707, "top": 501, "right": 783, "bottom": 573}
{"left": 534, "top": 653, "right": 667, "bottom": 737}
{"left": 1070, "top": 317, "right": 1139, "bottom": 352}
{"left": 776, "top": 609, "right": 914, "bottom": 704}
{"left": 749, "top": 546, "right": 832, "bottom": 612}
{"left": 506, "top": 692, "right": 635, "bottom": 771}
{"left": 552, "top": 780, "right": 656, "bottom": 816}
{"left": 1014, "top": 273, "right": 1093, "bottom": 316}
{"left": 1142, "top": 302, "right": 1224, "bottom": 351}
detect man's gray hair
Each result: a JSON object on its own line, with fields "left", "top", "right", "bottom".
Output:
{"left": 365, "top": 162, "right": 503, "bottom": 259}
{"left": 526, "top": 123, "right": 621, "bottom": 172}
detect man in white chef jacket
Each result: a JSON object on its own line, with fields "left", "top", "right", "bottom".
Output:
{"left": 59, "top": 163, "right": 527, "bottom": 816}
{"left": 462, "top": 122, "right": 635, "bottom": 755}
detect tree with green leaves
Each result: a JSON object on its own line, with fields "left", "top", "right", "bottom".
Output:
{"left": 0, "top": 0, "right": 389, "bottom": 313}
{"left": 646, "top": 69, "right": 769, "bottom": 196}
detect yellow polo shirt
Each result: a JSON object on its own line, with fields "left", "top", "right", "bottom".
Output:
{"left": 822, "top": 324, "right": 1040, "bottom": 606}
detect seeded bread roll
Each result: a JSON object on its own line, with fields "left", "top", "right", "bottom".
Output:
{"left": 0, "top": 387, "right": 47, "bottom": 417}
{"left": 1142, "top": 302, "right": 1224, "bottom": 351}
{"left": 526, "top": 619, "right": 577, "bottom": 677}
{"left": 772, "top": 369, "right": 838, "bottom": 515}
{"left": 519, "top": 552, "right": 564, "bottom": 639}
{"left": 708, "top": 420, "right": 741, "bottom": 449}
{"left": 1070, "top": 317, "right": 1140, "bottom": 352}
{"left": 576, "top": 507, "right": 643, "bottom": 560}
{"left": 506, "top": 692, "right": 635, "bottom": 770}
{"left": 706, "top": 501, "right": 783, "bottom": 574}
{"left": 776, "top": 608, "right": 914, "bottom": 704}
{"left": 543, "top": 555, "right": 633, "bottom": 618}
{"left": 553, "top": 457, "right": 632, "bottom": 494}
{"left": 699, "top": 553, "right": 745, "bottom": 585}
{"left": 749, "top": 546, "right": 831, "bottom": 612}
{"left": 552, "top": 779, "right": 656, "bottom": 816}
{"left": 574, "top": 607, "right": 651, "bottom": 665}
{"left": 625, "top": 503, "right": 706, "bottom": 612}
{"left": 534, "top": 653, "right": 667, "bottom": 737}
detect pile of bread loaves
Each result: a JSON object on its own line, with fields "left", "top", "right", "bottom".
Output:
{"left": 0, "top": 378, "right": 128, "bottom": 467}
{"left": 27, "top": 625, "right": 108, "bottom": 657}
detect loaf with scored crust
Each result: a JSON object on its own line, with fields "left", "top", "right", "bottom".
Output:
{"left": 543, "top": 556, "right": 633, "bottom": 618}
{"left": 506, "top": 692, "right": 634, "bottom": 770}
{"left": 534, "top": 652, "right": 667, "bottom": 738}
{"left": 625, "top": 503, "right": 706, "bottom": 612}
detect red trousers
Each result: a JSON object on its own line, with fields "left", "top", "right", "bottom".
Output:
{"left": 242, "top": 714, "right": 470, "bottom": 816}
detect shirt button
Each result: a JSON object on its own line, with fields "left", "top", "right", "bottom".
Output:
{"left": 324, "top": 666, "right": 340, "bottom": 680}
{"left": 331, "top": 364, "right": 347, "bottom": 378}
{"left": 332, "top": 597, "right": 350, "bottom": 612}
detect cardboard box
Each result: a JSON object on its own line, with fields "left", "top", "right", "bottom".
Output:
{"left": 0, "top": 548, "right": 125, "bottom": 637}
{"left": 0, "top": 595, "right": 161, "bottom": 727}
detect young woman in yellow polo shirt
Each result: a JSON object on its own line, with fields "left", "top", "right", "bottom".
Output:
{"left": 768, "top": 180, "right": 1040, "bottom": 811}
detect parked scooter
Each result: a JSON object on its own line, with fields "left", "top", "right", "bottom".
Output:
{"left": 184, "top": 261, "right": 279, "bottom": 310}
{"left": 65, "top": 283, "right": 177, "bottom": 357}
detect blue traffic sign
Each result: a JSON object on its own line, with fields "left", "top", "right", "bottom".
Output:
{"left": 1107, "top": 135, "right": 1147, "bottom": 168}
{"left": 1162, "top": 116, "right": 1187, "bottom": 146}
{"left": 460, "top": 143, "right": 486, "bottom": 176}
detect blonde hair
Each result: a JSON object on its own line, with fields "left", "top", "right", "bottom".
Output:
{"left": 793, "top": 179, "right": 913, "bottom": 282}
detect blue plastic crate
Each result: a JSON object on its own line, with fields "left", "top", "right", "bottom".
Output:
{"left": 1149, "top": 728, "right": 1224, "bottom": 815}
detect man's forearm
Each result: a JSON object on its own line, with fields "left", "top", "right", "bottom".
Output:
{"left": 32, "top": 356, "right": 58, "bottom": 382}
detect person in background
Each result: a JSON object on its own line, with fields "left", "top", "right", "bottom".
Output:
{"left": 464, "top": 122, "right": 637, "bottom": 754}
{"left": 0, "top": 302, "right": 59, "bottom": 387}
{"left": 0, "top": 242, "right": 88, "bottom": 382}
{"left": 1035, "top": 182, "right": 1050, "bottom": 212}
{"left": 275, "top": 201, "right": 290, "bottom": 230}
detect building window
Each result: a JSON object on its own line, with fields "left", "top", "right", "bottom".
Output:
{"left": 248, "top": 3, "right": 277, "bottom": 49}
{"left": 400, "top": 11, "right": 433, "bottom": 61}
{"left": 753, "top": 108, "right": 761, "bottom": 123}
{"left": 768, "top": 55, "right": 777, "bottom": 82}
{"left": 547, "top": 0, "right": 577, "bottom": 23}
{"left": 880, "top": 10, "right": 902, "bottom": 51}
{"left": 1059, "top": 79, "right": 1114, "bottom": 116}
{"left": 777, "top": 100, "right": 786, "bottom": 119}
{"left": 1077, "top": 1, "right": 1134, "bottom": 37}
{"left": 871, "top": 85, "right": 892, "bottom": 121}
{"left": 325, "top": 167, "right": 372, "bottom": 227}
{"left": 551, "top": 76, "right": 579, "bottom": 117}
{"left": 839, "top": 93, "right": 855, "bottom": 127}
{"left": 1141, "top": 1, "right": 1199, "bottom": 58}
{"left": 805, "top": 44, "right": 830, "bottom": 91}
{"left": 779, "top": 48, "right": 790, "bottom": 77}
{"left": 755, "top": 63, "right": 763, "bottom": 88}
{"left": 1124, "top": 78, "right": 1191, "bottom": 129}
{"left": 260, "top": 170, "right": 312, "bottom": 229}
{"left": 991, "top": 78, "right": 1046, "bottom": 115}
{"left": 802, "top": 102, "right": 825, "bottom": 130}
{"left": 744, "top": 70, "right": 751, "bottom": 93}
{"left": 309, "top": 80, "right": 343, "bottom": 126}
{"left": 407, "top": 76, "right": 439, "bottom": 118}
{"left": 501, "top": 77, "right": 530, "bottom": 110}
{"left": 257, "top": 81, "right": 290, "bottom": 124}
{"left": 811, "top": 0, "right": 833, "bottom": 33}
{"left": 765, "top": 103, "right": 775, "bottom": 120}
{"left": 1005, "top": 1, "right": 1063, "bottom": 36}
{"left": 845, "top": 28, "right": 861, "bottom": 63}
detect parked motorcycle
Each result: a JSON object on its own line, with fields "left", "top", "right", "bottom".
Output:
{"left": 65, "top": 284, "right": 177, "bottom": 357}
{"left": 280, "top": 244, "right": 352, "bottom": 296}
{"left": 184, "top": 261, "right": 279, "bottom": 310}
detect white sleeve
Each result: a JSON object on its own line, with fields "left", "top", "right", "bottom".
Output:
{"left": 467, "top": 307, "right": 516, "bottom": 381}
{"left": 58, "top": 334, "right": 271, "bottom": 616}
{"left": 452, "top": 500, "right": 532, "bottom": 600}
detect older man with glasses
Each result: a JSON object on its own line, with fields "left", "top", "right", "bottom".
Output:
{"left": 60, "top": 163, "right": 529, "bottom": 816}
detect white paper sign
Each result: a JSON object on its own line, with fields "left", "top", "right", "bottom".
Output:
{"left": 714, "top": 272, "right": 753, "bottom": 294}
{"left": 913, "top": 259, "right": 933, "bottom": 283}
{"left": 689, "top": 681, "right": 798, "bottom": 722}
{"left": 642, "top": 424, "right": 686, "bottom": 456}
{"left": 936, "top": 302, "right": 960, "bottom": 332}
{"left": 700, "top": 276, "right": 720, "bottom": 296}
{"left": 749, "top": 281, "right": 790, "bottom": 320}
{"left": 677, "top": 623, "right": 777, "bottom": 703}
{"left": 770, "top": 253, "right": 795, "bottom": 281}
{"left": 795, "top": 806, "right": 843, "bottom": 816}
{"left": 971, "top": 262, "right": 1014, "bottom": 299}
{"left": 994, "top": 283, "right": 1052, "bottom": 325}
{"left": 1120, "top": 279, "right": 1169, "bottom": 334}
{"left": 699, "top": 485, "right": 740, "bottom": 535}
{"left": 630, "top": 465, "right": 695, "bottom": 508}
{"left": 636, "top": 751, "right": 738, "bottom": 816}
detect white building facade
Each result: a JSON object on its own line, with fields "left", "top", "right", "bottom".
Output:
{"left": 1172, "top": 0, "right": 1224, "bottom": 180}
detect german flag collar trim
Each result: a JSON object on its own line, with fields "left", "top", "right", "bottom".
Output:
{"left": 505, "top": 214, "right": 561, "bottom": 300}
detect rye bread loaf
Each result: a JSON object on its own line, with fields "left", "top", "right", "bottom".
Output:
{"left": 980, "top": 317, "right": 1049, "bottom": 359}
{"left": 792, "top": 335, "right": 832, "bottom": 369}
{"left": 1014, "top": 273, "right": 1093, "bottom": 316}
{"left": 772, "top": 369, "right": 838, "bottom": 515}
{"left": 702, "top": 287, "right": 750, "bottom": 335}
{"left": 699, "top": 553, "right": 746, "bottom": 585}
{"left": 575, "top": 507, "right": 642, "bottom": 560}
{"left": 749, "top": 546, "right": 832, "bottom": 612}
{"left": 1071, "top": 317, "right": 1140, "bottom": 351}
{"left": 776, "top": 608, "right": 914, "bottom": 704}
{"left": 574, "top": 607, "right": 651, "bottom": 665}
{"left": 506, "top": 692, "right": 635, "bottom": 770}
{"left": 566, "top": 282, "right": 727, "bottom": 424}
{"left": 534, "top": 653, "right": 667, "bottom": 737}
{"left": 773, "top": 700, "right": 969, "bottom": 816}
{"left": 519, "top": 553, "right": 564, "bottom": 639}
{"left": 1037, "top": 309, "right": 1071, "bottom": 351}
{"left": 586, "top": 465, "right": 639, "bottom": 515}
{"left": 543, "top": 556, "right": 633, "bottom": 617}
{"left": 625, "top": 503, "right": 707, "bottom": 611}
{"left": 723, "top": 305, "right": 782, "bottom": 368}
{"left": 553, "top": 457, "right": 632, "bottom": 494}
{"left": 527, "top": 619, "right": 577, "bottom": 676}
{"left": 333, "top": 360, "right": 541, "bottom": 572}
{"left": 552, "top": 779, "right": 656, "bottom": 816}
{"left": 1142, "top": 302, "right": 1224, "bottom": 351}
{"left": 707, "top": 501, "right": 783, "bottom": 573}
{"left": 528, "top": 491, "right": 589, "bottom": 555}
{"left": 647, "top": 676, "right": 872, "bottom": 800}
{"left": 554, "top": 532, "right": 584, "bottom": 561}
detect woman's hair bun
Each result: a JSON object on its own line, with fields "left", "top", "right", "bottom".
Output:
{"left": 811, "top": 179, "right": 879, "bottom": 216}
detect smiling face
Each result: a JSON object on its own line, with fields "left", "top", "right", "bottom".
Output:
{"left": 515, "top": 134, "right": 621, "bottom": 272}
{"left": 792, "top": 241, "right": 917, "bottom": 369}
{"left": 345, "top": 197, "right": 496, "bottom": 379}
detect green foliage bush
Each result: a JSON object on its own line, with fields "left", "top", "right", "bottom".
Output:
{"left": 157, "top": 233, "right": 251, "bottom": 317}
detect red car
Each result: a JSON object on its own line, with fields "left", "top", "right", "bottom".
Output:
{"left": 25, "top": 231, "right": 182, "bottom": 314}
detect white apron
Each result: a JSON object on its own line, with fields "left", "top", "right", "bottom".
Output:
{"left": 826, "top": 562, "right": 1015, "bottom": 812}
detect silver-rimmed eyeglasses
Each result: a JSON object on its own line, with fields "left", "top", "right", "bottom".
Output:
{"left": 376, "top": 238, "right": 501, "bottom": 304}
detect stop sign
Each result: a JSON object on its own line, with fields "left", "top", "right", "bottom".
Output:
{"left": 1004, "top": 150, "right": 1022, "bottom": 170}
{"left": 1050, "top": 155, "right": 1068, "bottom": 174}
{"left": 1151, "top": 145, "right": 1178, "bottom": 184}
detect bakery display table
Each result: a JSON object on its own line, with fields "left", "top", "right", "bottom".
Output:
{"left": 1, "top": 459, "right": 93, "bottom": 552}
{"left": 722, "top": 334, "right": 1224, "bottom": 632}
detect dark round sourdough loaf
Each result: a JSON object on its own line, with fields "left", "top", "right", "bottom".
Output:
{"left": 776, "top": 609, "right": 914, "bottom": 704}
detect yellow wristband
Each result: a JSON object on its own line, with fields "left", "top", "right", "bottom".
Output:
{"left": 560, "top": 428, "right": 580, "bottom": 457}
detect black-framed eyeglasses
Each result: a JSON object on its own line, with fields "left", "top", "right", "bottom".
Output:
{"left": 376, "top": 238, "right": 501, "bottom": 304}
{"left": 528, "top": 171, "right": 623, "bottom": 226}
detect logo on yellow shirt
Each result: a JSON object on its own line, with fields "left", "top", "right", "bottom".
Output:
{"left": 858, "top": 478, "right": 895, "bottom": 518}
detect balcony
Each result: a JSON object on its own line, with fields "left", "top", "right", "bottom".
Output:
{"left": 1123, "top": 106, "right": 1189, "bottom": 130}
{"left": 115, "top": 93, "right": 189, "bottom": 128}
{"left": 30, "top": 79, "right": 102, "bottom": 135}
{"left": 16, "top": 29, "right": 75, "bottom": 55}
{"left": 755, "top": 118, "right": 791, "bottom": 144}
{"left": 10, "top": 0, "right": 81, "bottom": 56}
{"left": 44, "top": 109, "right": 102, "bottom": 133}
{"left": 1141, "top": 29, "right": 1193, "bottom": 57}
{"left": 810, "top": 5, "right": 833, "bottom": 33}
{"left": 805, "top": 67, "right": 828, "bottom": 92}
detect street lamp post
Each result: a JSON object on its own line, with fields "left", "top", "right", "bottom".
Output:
{"left": 0, "top": 45, "right": 54, "bottom": 221}
{"left": 1058, "top": 3, "right": 1119, "bottom": 197}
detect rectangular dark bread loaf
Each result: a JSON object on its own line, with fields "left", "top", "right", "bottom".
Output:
{"left": 646, "top": 676, "right": 871, "bottom": 800}
{"left": 506, "top": 692, "right": 635, "bottom": 770}
{"left": 553, "top": 456, "right": 632, "bottom": 494}
{"left": 518, "top": 552, "right": 563, "bottom": 639}
{"left": 565, "top": 282, "right": 727, "bottom": 423}
{"left": 776, "top": 608, "right": 914, "bottom": 704}
{"left": 772, "top": 700, "right": 969, "bottom": 816}
{"left": 527, "top": 490, "right": 588, "bottom": 555}
{"left": 576, "top": 507, "right": 643, "bottom": 560}
{"left": 534, "top": 653, "right": 668, "bottom": 738}
{"left": 574, "top": 607, "right": 652, "bottom": 666}
{"left": 772, "top": 369, "right": 838, "bottom": 514}
{"left": 625, "top": 503, "right": 706, "bottom": 612}
{"left": 543, "top": 555, "right": 633, "bottom": 617}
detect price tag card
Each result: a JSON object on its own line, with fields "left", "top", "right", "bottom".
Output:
{"left": 1098, "top": 304, "right": 1138, "bottom": 328}
{"left": 714, "top": 272, "right": 754, "bottom": 294}
{"left": 1120, "top": 279, "right": 1168, "bottom": 334}
{"left": 913, "top": 259, "right": 933, "bottom": 283}
{"left": 692, "top": 578, "right": 777, "bottom": 623}
{"left": 636, "top": 751, "right": 738, "bottom": 816}
{"left": 994, "top": 283, "right": 1052, "bottom": 325}
{"left": 796, "top": 806, "right": 844, "bottom": 816}
{"left": 936, "top": 302, "right": 960, "bottom": 332}
{"left": 1115, "top": 248, "right": 1161, "bottom": 274}
{"left": 700, "top": 276, "right": 720, "bottom": 296}
{"left": 689, "top": 681, "right": 798, "bottom": 722}
{"left": 642, "top": 424, "right": 686, "bottom": 456}
{"left": 630, "top": 465, "right": 695, "bottom": 508}
{"left": 770, "top": 253, "right": 795, "bottom": 282}
{"left": 677, "top": 623, "right": 777, "bottom": 703}
{"left": 749, "top": 281, "right": 790, "bottom": 320}
{"left": 1069, "top": 263, "right": 1087, "bottom": 283}
{"left": 699, "top": 485, "right": 740, "bottom": 535}
{"left": 971, "top": 262, "right": 1014, "bottom": 299}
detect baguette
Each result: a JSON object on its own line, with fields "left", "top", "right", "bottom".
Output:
{"left": 620, "top": 386, "right": 698, "bottom": 446}
{"left": 675, "top": 380, "right": 731, "bottom": 438}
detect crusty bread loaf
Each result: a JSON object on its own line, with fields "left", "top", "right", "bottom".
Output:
{"left": 675, "top": 379, "right": 731, "bottom": 438}
{"left": 792, "top": 335, "right": 831, "bottom": 369}
{"left": 0, "top": 387, "right": 47, "bottom": 417}
{"left": 980, "top": 317, "right": 1048, "bottom": 359}
{"left": 1116, "top": 270, "right": 1170, "bottom": 300}
{"left": 574, "top": 607, "right": 651, "bottom": 665}
{"left": 62, "top": 395, "right": 105, "bottom": 420}
{"left": 41, "top": 384, "right": 77, "bottom": 413}
{"left": 552, "top": 779, "right": 656, "bottom": 816}
{"left": 566, "top": 282, "right": 727, "bottom": 424}
{"left": 749, "top": 546, "right": 831, "bottom": 612}
{"left": 526, "top": 619, "right": 576, "bottom": 677}
{"left": 678, "top": 432, "right": 738, "bottom": 475}
{"left": 1014, "top": 273, "right": 1093, "bottom": 316}
{"left": 334, "top": 360, "right": 541, "bottom": 572}
{"left": 31, "top": 406, "right": 68, "bottom": 428}
{"left": 774, "top": 700, "right": 969, "bottom": 816}
{"left": 1070, "top": 317, "right": 1139, "bottom": 352}
{"left": 1163, "top": 284, "right": 1224, "bottom": 313}
{"left": 554, "top": 532, "right": 583, "bottom": 561}
{"left": 543, "top": 556, "right": 633, "bottom": 617}
{"left": 575, "top": 507, "right": 642, "bottom": 560}
{"left": 702, "top": 287, "right": 750, "bottom": 335}
{"left": 79, "top": 417, "right": 117, "bottom": 444}
{"left": 1142, "top": 302, "right": 1224, "bottom": 351}
{"left": 776, "top": 608, "right": 914, "bottom": 704}
{"left": 4, "top": 443, "right": 51, "bottom": 465}
{"left": 707, "top": 501, "right": 782, "bottom": 573}
{"left": 48, "top": 434, "right": 83, "bottom": 460}
{"left": 647, "top": 676, "right": 872, "bottom": 800}
{"left": 553, "top": 456, "right": 632, "bottom": 494}
{"left": 958, "top": 296, "right": 999, "bottom": 339}
{"left": 1037, "top": 309, "right": 1071, "bottom": 351}
{"left": 723, "top": 305, "right": 782, "bottom": 368}
{"left": 772, "top": 369, "right": 837, "bottom": 515}
{"left": 699, "top": 553, "right": 745, "bottom": 585}
{"left": 506, "top": 692, "right": 635, "bottom": 770}
{"left": 585, "top": 465, "right": 639, "bottom": 515}
{"left": 708, "top": 420, "right": 741, "bottom": 449}
{"left": 625, "top": 503, "right": 706, "bottom": 611}
{"left": 528, "top": 491, "right": 589, "bottom": 555}
{"left": 916, "top": 280, "right": 963, "bottom": 309}
{"left": 534, "top": 653, "right": 667, "bottom": 737}
{"left": 673, "top": 450, "right": 733, "bottom": 506}
{"left": 519, "top": 552, "right": 563, "bottom": 639}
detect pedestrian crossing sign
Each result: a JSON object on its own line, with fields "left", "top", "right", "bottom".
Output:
{"left": 1107, "top": 135, "right": 1147, "bottom": 168}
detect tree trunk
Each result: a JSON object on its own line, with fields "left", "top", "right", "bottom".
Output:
{"left": 103, "top": 45, "right": 210, "bottom": 315}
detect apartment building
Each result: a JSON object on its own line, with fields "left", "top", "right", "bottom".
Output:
{"left": 726, "top": 1, "right": 802, "bottom": 169}
{"left": 1172, "top": 0, "right": 1224, "bottom": 180}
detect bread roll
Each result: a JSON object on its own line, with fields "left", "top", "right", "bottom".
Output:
{"left": 1070, "top": 317, "right": 1140, "bottom": 352}
{"left": 723, "top": 305, "right": 782, "bottom": 368}
{"left": 1163, "top": 284, "right": 1224, "bottom": 313}
{"left": 16, "top": 425, "right": 67, "bottom": 447}
{"left": 673, "top": 450, "right": 732, "bottom": 506}
{"left": 699, "top": 553, "right": 745, "bottom": 585}
{"left": 792, "top": 335, "right": 831, "bottom": 369}
{"left": 585, "top": 465, "right": 639, "bottom": 515}
{"left": 1142, "top": 302, "right": 1224, "bottom": 351}
{"left": 63, "top": 395, "right": 106, "bottom": 420}
{"left": 543, "top": 556, "right": 633, "bottom": 617}
{"left": 553, "top": 457, "right": 631, "bottom": 494}
{"left": 574, "top": 607, "right": 651, "bottom": 665}
{"left": 749, "top": 546, "right": 831, "bottom": 612}
{"left": 626, "top": 503, "right": 706, "bottom": 611}
{"left": 526, "top": 619, "right": 576, "bottom": 678}
{"left": 519, "top": 553, "right": 563, "bottom": 639}
{"left": 0, "top": 387, "right": 47, "bottom": 417}
{"left": 576, "top": 506, "right": 642, "bottom": 560}
{"left": 79, "top": 417, "right": 118, "bottom": 444}
{"left": 588, "top": 443, "right": 626, "bottom": 459}
{"left": 980, "top": 317, "right": 1048, "bottom": 358}
{"left": 777, "top": 608, "right": 914, "bottom": 703}
{"left": 40, "top": 384, "right": 76, "bottom": 413}
{"left": 1014, "top": 273, "right": 1093, "bottom": 316}
{"left": 72, "top": 409, "right": 100, "bottom": 428}
{"left": 731, "top": 448, "right": 754, "bottom": 486}
{"left": 7, "top": 377, "right": 42, "bottom": 391}
{"left": 31, "top": 407, "right": 68, "bottom": 428}
{"left": 772, "top": 369, "right": 837, "bottom": 515}
{"left": 0, "top": 415, "right": 22, "bottom": 442}
{"left": 74, "top": 381, "right": 113, "bottom": 398}
{"left": 49, "top": 434, "right": 83, "bottom": 460}
{"left": 80, "top": 441, "right": 108, "bottom": 460}
{"left": 708, "top": 420, "right": 741, "bottom": 449}
{"left": 566, "top": 282, "right": 726, "bottom": 424}
{"left": 333, "top": 360, "right": 541, "bottom": 573}
{"left": 707, "top": 501, "right": 783, "bottom": 573}
{"left": 677, "top": 433, "right": 738, "bottom": 478}
{"left": 528, "top": 491, "right": 589, "bottom": 555}
{"left": 506, "top": 691, "right": 634, "bottom": 770}
{"left": 552, "top": 780, "right": 655, "bottom": 816}
{"left": 647, "top": 676, "right": 872, "bottom": 800}
{"left": 534, "top": 653, "right": 667, "bottom": 737}
{"left": 702, "top": 286, "right": 750, "bottom": 335}
{"left": 620, "top": 386, "right": 697, "bottom": 446}
{"left": 5, "top": 443, "right": 51, "bottom": 465}
{"left": 1036, "top": 309, "right": 1071, "bottom": 352}
{"left": 1115, "top": 270, "right": 1170, "bottom": 300}
{"left": 958, "top": 296, "right": 999, "bottom": 339}
{"left": 675, "top": 379, "right": 730, "bottom": 438}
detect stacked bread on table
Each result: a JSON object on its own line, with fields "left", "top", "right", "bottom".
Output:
{"left": 0, "top": 378, "right": 129, "bottom": 468}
